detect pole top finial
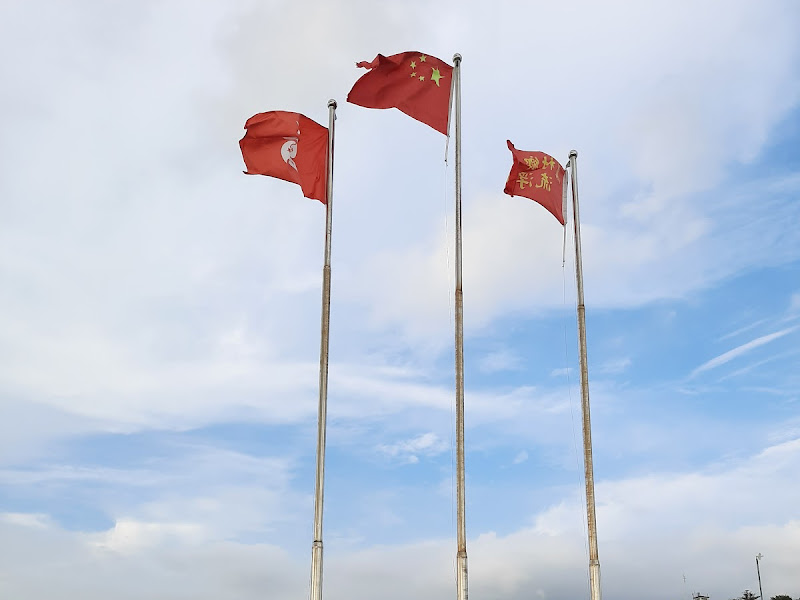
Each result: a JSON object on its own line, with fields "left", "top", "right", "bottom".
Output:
{"left": 569, "top": 150, "right": 578, "bottom": 158}
{"left": 328, "top": 99, "right": 337, "bottom": 109}
{"left": 453, "top": 53, "right": 462, "bottom": 64}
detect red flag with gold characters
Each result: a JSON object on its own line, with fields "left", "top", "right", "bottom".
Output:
{"left": 240, "top": 111, "right": 329, "bottom": 203}
{"left": 347, "top": 51, "right": 453, "bottom": 135}
{"left": 504, "top": 140, "right": 567, "bottom": 225}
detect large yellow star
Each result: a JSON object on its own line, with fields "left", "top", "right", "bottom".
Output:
{"left": 430, "top": 67, "right": 444, "bottom": 87}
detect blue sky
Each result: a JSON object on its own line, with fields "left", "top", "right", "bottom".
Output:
{"left": 1, "top": 1, "right": 799, "bottom": 599}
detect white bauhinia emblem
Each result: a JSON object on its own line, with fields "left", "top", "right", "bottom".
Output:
{"left": 281, "top": 137, "right": 298, "bottom": 171}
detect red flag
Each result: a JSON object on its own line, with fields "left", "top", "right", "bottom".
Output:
{"left": 347, "top": 51, "right": 453, "bottom": 135}
{"left": 504, "top": 141, "right": 566, "bottom": 225}
{"left": 239, "top": 111, "right": 328, "bottom": 203}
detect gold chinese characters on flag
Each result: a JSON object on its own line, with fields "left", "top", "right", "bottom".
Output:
{"left": 504, "top": 140, "right": 566, "bottom": 225}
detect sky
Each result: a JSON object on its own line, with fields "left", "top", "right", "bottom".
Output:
{"left": 0, "top": 1, "right": 799, "bottom": 599}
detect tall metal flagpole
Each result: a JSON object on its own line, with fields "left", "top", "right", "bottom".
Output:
{"left": 452, "top": 53, "right": 469, "bottom": 600}
{"left": 755, "top": 553, "right": 764, "bottom": 600}
{"left": 568, "top": 150, "right": 602, "bottom": 600}
{"left": 309, "top": 99, "right": 337, "bottom": 600}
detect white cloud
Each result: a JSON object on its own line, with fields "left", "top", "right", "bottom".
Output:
{"left": 597, "top": 357, "right": 632, "bottom": 375}
{"left": 378, "top": 432, "right": 448, "bottom": 464}
{"left": 790, "top": 292, "right": 800, "bottom": 313}
{"left": 0, "top": 517, "right": 302, "bottom": 600}
{"left": 0, "top": 2, "right": 798, "bottom": 598}
{"left": 551, "top": 367, "right": 573, "bottom": 377}
{"left": 479, "top": 349, "right": 524, "bottom": 373}
{"left": 2, "top": 437, "right": 799, "bottom": 600}
{"left": 691, "top": 326, "right": 799, "bottom": 377}
{"left": 333, "top": 0, "right": 800, "bottom": 345}
{"left": 89, "top": 518, "right": 207, "bottom": 554}
{"left": 719, "top": 318, "right": 770, "bottom": 341}
{"left": 0, "top": 0, "right": 798, "bottom": 441}
{"left": 0, "top": 512, "right": 52, "bottom": 529}
{"left": 512, "top": 451, "right": 528, "bottom": 465}
{"left": 332, "top": 437, "right": 800, "bottom": 599}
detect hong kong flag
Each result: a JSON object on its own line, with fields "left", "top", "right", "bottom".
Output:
{"left": 239, "top": 111, "right": 329, "bottom": 203}
{"left": 347, "top": 51, "right": 453, "bottom": 135}
{"left": 503, "top": 140, "right": 567, "bottom": 225}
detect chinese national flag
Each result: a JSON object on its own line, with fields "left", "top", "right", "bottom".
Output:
{"left": 347, "top": 51, "right": 453, "bottom": 135}
{"left": 504, "top": 140, "right": 567, "bottom": 225}
{"left": 239, "top": 111, "right": 329, "bottom": 203}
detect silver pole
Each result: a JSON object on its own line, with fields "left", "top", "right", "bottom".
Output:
{"left": 452, "top": 52, "right": 469, "bottom": 600}
{"left": 755, "top": 553, "right": 764, "bottom": 600}
{"left": 568, "top": 150, "right": 602, "bottom": 600}
{"left": 309, "top": 99, "right": 337, "bottom": 600}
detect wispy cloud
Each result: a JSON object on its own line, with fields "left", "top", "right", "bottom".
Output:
{"left": 377, "top": 433, "right": 448, "bottom": 464}
{"left": 791, "top": 292, "right": 800, "bottom": 313}
{"left": 90, "top": 519, "right": 207, "bottom": 554}
{"left": 0, "top": 512, "right": 52, "bottom": 529}
{"left": 691, "top": 326, "right": 799, "bottom": 377}
{"left": 597, "top": 357, "right": 632, "bottom": 375}
{"left": 478, "top": 349, "right": 523, "bottom": 374}
{"left": 718, "top": 318, "right": 770, "bottom": 341}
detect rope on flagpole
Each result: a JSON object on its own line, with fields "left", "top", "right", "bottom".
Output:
{"left": 562, "top": 163, "right": 569, "bottom": 266}
{"left": 444, "top": 55, "right": 456, "bottom": 164}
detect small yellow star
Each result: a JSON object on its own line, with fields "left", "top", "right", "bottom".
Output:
{"left": 419, "top": 55, "right": 427, "bottom": 62}
{"left": 410, "top": 60, "right": 417, "bottom": 69}
{"left": 419, "top": 75, "right": 425, "bottom": 81}
{"left": 410, "top": 72, "right": 416, "bottom": 77}
{"left": 430, "top": 67, "right": 443, "bottom": 87}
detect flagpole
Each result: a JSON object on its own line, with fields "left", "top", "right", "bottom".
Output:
{"left": 452, "top": 52, "right": 469, "bottom": 600}
{"left": 309, "top": 98, "right": 337, "bottom": 600}
{"left": 568, "top": 150, "right": 602, "bottom": 600}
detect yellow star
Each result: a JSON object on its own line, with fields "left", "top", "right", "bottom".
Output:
{"left": 410, "top": 60, "right": 417, "bottom": 69}
{"left": 430, "top": 67, "right": 444, "bottom": 87}
{"left": 419, "top": 75, "right": 425, "bottom": 81}
{"left": 419, "top": 55, "right": 427, "bottom": 62}
{"left": 410, "top": 72, "right": 416, "bottom": 77}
